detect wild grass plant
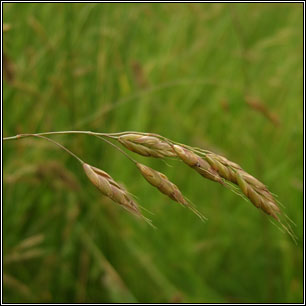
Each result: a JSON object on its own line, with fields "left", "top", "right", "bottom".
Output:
{"left": 3, "top": 2, "right": 303, "bottom": 303}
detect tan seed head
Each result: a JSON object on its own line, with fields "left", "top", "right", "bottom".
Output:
{"left": 83, "top": 163, "right": 141, "bottom": 216}
{"left": 118, "top": 134, "right": 176, "bottom": 158}
{"left": 173, "top": 145, "right": 280, "bottom": 221}
{"left": 136, "top": 163, "right": 206, "bottom": 220}
{"left": 136, "top": 163, "right": 188, "bottom": 206}
{"left": 173, "top": 145, "right": 223, "bottom": 184}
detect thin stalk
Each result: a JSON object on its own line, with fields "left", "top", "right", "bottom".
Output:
{"left": 3, "top": 131, "right": 137, "bottom": 165}
{"left": 4, "top": 133, "right": 84, "bottom": 164}
{"left": 3, "top": 130, "right": 117, "bottom": 140}
{"left": 94, "top": 135, "right": 138, "bottom": 164}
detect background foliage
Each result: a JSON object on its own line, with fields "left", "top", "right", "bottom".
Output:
{"left": 3, "top": 3, "right": 303, "bottom": 303}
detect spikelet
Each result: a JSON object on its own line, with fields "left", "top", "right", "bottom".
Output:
{"left": 118, "top": 134, "right": 176, "bottom": 158}
{"left": 172, "top": 145, "right": 224, "bottom": 184}
{"left": 83, "top": 163, "right": 142, "bottom": 217}
{"left": 173, "top": 145, "right": 280, "bottom": 220}
{"left": 201, "top": 153, "right": 280, "bottom": 220}
{"left": 136, "top": 163, "right": 205, "bottom": 220}
{"left": 235, "top": 171, "right": 280, "bottom": 220}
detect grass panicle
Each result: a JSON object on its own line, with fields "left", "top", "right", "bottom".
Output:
{"left": 3, "top": 130, "right": 294, "bottom": 239}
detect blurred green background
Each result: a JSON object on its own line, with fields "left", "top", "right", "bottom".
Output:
{"left": 3, "top": 3, "right": 303, "bottom": 303}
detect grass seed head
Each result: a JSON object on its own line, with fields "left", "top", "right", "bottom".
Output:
{"left": 173, "top": 145, "right": 281, "bottom": 221}
{"left": 83, "top": 163, "right": 142, "bottom": 217}
{"left": 136, "top": 163, "right": 188, "bottom": 206}
{"left": 204, "top": 153, "right": 237, "bottom": 183}
{"left": 200, "top": 152, "right": 281, "bottom": 220}
{"left": 203, "top": 153, "right": 281, "bottom": 220}
{"left": 118, "top": 134, "right": 176, "bottom": 158}
{"left": 173, "top": 145, "right": 223, "bottom": 184}
{"left": 136, "top": 162, "right": 205, "bottom": 220}
{"left": 236, "top": 170, "right": 280, "bottom": 220}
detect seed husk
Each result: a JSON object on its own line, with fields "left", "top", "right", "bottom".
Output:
{"left": 118, "top": 134, "right": 176, "bottom": 158}
{"left": 173, "top": 145, "right": 223, "bottom": 184}
{"left": 83, "top": 163, "right": 142, "bottom": 217}
{"left": 136, "top": 163, "right": 205, "bottom": 220}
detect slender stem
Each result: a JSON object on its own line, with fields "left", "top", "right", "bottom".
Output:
{"left": 3, "top": 130, "right": 117, "bottom": 141}
{"left": 94, "top": 135, "right": 138, "bottom": 164}
{"left": 4, "top": 133, "right": 84, "bottom": 164}
{"left": 3, "top": 135, "right": 20, "bottom": 141}
{"left": 3, "top": 130, "right": 138, "bottom": 164}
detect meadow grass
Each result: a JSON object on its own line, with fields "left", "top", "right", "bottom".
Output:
{"left": 3, "top": 3, "right": 303, "bottom": 303}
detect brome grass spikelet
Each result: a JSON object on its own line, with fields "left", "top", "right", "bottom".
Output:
{"left": 118, "top": 134, "right": 176, "bottom": 158}
{"left": 83, "top": 163, "right": 142, "bottom": 217}
{"left": 136, "top": 163, "right": 206, "bottom": 220}
{"left": 172, "top": 145, "right": 224, "bottom": 184}
{"left": 173, "top": 145, "right": 281, "bottom": 221}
